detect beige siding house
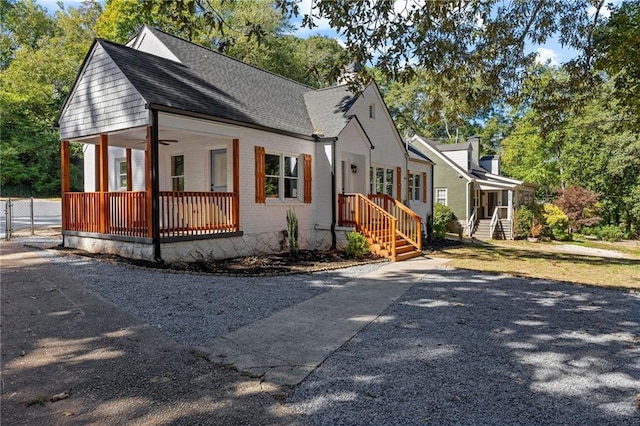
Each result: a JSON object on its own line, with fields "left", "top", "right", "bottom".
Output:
{"left": 57, "top": 26, "right": 433, "bottom": 262}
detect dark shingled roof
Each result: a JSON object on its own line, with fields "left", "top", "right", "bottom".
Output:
{"left": 304, "top": 86, "right": 355, "bottom": 138}
{"left": 408, "top": 144, "right": 433, "bottom": 162}
{"left": 436, "top": 142, "right": 471, "bottom": 152}
{"left": 98, "top": 28, "right": 356, "bottom": 138}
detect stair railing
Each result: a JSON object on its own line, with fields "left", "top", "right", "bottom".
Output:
{"left": 489, "top": 207, "right": 500, "bottom": 239}
{"left": 368, "top": 194, "right": 422, "bottom": 252}
{"left": 467, "top": 207, "right": 477, "bottom": 237}
{"left": 353, "top": 194, "right": 397, "bottom": 260}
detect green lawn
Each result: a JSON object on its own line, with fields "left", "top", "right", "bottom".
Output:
{"left": 430, "top": 239, "right": 640, "bottom": 290}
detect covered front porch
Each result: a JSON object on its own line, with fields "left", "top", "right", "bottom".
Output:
{"left": 60, "top": 114, "right": 241, "bottom": 260}
{"left": 467, "top": 183, "right": 536, "bottom": 240}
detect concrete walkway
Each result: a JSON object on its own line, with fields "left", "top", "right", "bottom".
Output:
{"left": 202, "top": 257, "right": 451, "bottom": 386}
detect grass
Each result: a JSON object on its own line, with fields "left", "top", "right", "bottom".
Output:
{"left": 430, "top": 239, "right": 640, "bottom": 291}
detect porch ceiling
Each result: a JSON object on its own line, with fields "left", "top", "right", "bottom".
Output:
{"left": 67, "top": 126, "right": 226, "bottom": 150}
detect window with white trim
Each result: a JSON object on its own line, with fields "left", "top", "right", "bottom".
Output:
{"left": 265, "top": 153, "right": 299, "bottom": 200}
{"left": 116, "top": 158, "right": 127, "bottom": 190}
{"left": 435, "top": 188, "right": 448, "bottom": 205}
{"left": 171, "top": 155, "right": 184, "bottom": 191}
{"left": 370, "top": 166, "right": 394, "bottom": 196}
{"left": 409, "top": 173, "right": 421, "bottom": 201}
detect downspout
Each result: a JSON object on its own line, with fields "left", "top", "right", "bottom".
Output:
{"left": 151, "top": 109, "right": 162, "bottom": 262}
{"left": 331, "top": 137, "right": 337, "bottom": 249}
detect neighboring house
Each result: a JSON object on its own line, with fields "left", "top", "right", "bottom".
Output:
{"left": 409, "top": 135, "right": 536, "bottom": 239}
{"left": 56, "top": 26, "right": 433, "bottom": 262}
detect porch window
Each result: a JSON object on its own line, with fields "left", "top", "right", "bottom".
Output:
{"left": 409, "top": 173, "right": 421, "bottom": 201}
{"left": 256, "top": 147, "right": 311, "bottom": 204}
{"left": 370, "top": 166, "right": 394, "bottom": 197}
{"left": 171, "top": 155, "right": 184, "bottom": 191}
{"left": 436, "top": 188, "right": 448, "bottom": 205}
{"left": 116, "top": 158, "right": 127, "bottom": 190}
{"left": 265, "top": 154, "right": 298, "bottom": 199}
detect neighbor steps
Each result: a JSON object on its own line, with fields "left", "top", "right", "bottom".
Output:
{"left": 473, "top": 219, "right": 513, "bottom": 240}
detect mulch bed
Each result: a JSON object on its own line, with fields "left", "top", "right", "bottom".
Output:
{"left": 53, "top": 246, "right": 387, "bottom": 276}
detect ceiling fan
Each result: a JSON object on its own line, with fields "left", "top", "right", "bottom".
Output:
{"left": 136, "top": 139, "right": 179, "bottom": 146}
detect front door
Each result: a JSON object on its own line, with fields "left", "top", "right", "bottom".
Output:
{"left": 210, "top": 149, "right": 227, "bottom": 192}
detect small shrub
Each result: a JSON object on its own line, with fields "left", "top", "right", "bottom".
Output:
{"left": 286, "top": 208, "right": 299, "bottom": 260}
{"left": 344, "top": 231, "right": 369, "bottom": 259}
{"left": 543, "top": 204, "right": 569, "bottom": 240}
{"left": 433, "top": 203, "right": 455, "bottom": 239}
{"left": 514, "top": 206, "right": 534, "bottom": 239}
{"left": 593, "top": 225, "right": 625, "bottom": 242}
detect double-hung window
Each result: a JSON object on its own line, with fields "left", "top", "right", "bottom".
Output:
{"left": 370, "top": 166, "right": 394, "bottom": 197}
{"left": 256, "top": 147, "right": 311, "bottom": 204}
{"left": 116, "top": 158, "right": 127, "bottom": 190}
{"left": 409, "top": 173, "right": 421, "bottom": 201}
{"left": 436, "top": 188, "right": 448, "bottom": 205}
{"left": 171, "top": 155, "right": 184, "bottom": 191}
{"left": 265, "top": 153, "right": 299, "bottom": 199}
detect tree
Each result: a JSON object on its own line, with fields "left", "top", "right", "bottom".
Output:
{"left": 556, "top": 186, "right": 601, "bottom": 232}
{"left": 277, "top": 1, "right": 610, "bottom": 103}
{"left": 0, "top": 1, "right": 101, "bottom": 195}
{"left": 594, "top": 1, "right": 640, "bottom": 128}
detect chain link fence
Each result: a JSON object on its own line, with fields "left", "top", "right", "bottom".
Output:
{"left": 2, "top": 198, "right": 62, "bottom": 240}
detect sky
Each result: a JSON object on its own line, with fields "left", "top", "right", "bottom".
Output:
{"left": 36, "top": 0, "right": 613, "bottom": 67}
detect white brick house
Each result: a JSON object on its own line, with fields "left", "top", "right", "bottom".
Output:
{"left": 57, "top": 26, "right": 433, "bottom": 262}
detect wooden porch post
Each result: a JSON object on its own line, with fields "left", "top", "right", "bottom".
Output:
{"left": 98, "top": 134, "right": 109, "bottom": 233}
{"left": 126, "top": 148, "right": 133, "bottom": 191}
{"left": 145, "top": 127, "right": 153, "bottom": 238}
{"left": 60, "top": 140, "right": 70, "bottom": 230}
{"left": 232, "top": 138, "right": 240, "bottom": 231}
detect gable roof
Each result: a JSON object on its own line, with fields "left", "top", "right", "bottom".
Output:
{"left": 408, "top": 144, "right": 434, "bottom": 163}
{"left": 304, "top": 85, "right": 355, "bottom": 138}
{"left": 61, "top": 26, "right": 368, "bottom": 140}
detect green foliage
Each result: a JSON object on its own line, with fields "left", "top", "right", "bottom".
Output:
{"left": 432, "top": 203, "right": 455, "bottom": 239}
{"left": 585, "top": 225, "right": 625, "bottom": 242}
{"left": 542, "top": 203, "right": 569, "bottom": 240}
{"left": 344, "top": 231, "right": 369, "bottom": 259}
{"left": 286, "top": 208, "right": 299, "bottom": 260}
{"left": 514, "top": 205, "right": 534, "bottom": 240}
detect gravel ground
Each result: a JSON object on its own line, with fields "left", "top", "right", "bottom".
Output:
{"left": 38, "top": 247, "right": 384, "bottom": 348}
{"left": 24, "top": 238, "right": 640, "bottom": 424}
{"left": 289, "top": 268, "right": 640, "bottom": 425}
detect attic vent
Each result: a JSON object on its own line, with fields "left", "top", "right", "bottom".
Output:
{"left": 369, "top": 103, "right": 375, "bottom": 119}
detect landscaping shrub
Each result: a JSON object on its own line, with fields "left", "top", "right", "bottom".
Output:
{"left": 344, "top": 231, "right": 370, "bottom": 259}
{"left": 543, "top": 203, "right": 569, "bottom": 240}
{"left": 514, "top": 205, "right": 534, "bottom": 239}
{"left": 591, "top": 225, "right": 625, "bottom": 242}
{"left": 433, "top": 203, "right": 455, "bottom": 239}
{"left": 286, "top": 208, "right": 299, "bottom": 260}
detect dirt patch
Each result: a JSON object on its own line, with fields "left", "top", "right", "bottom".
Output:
{"left": 53, "top": 246, "right": 387, "bottom": 276}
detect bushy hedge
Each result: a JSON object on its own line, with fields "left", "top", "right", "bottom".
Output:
{"left": 513, "top": 205, "right": 535, "bottom": 239}
{"left": 345, "top": 231, "right": 370, "bottom": 258}
{"left": 584, "top": 225, "right": 625, "bottom": 242}
{"left": 542, "top": 203, "right": 570, "bottom": 240}
{"left": 433, "top": 203, "right": 455, "bottom": 239}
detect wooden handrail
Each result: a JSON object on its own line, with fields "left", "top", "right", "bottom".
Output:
{"left": 368, "top": 193, "right": 422, "bottom": 251}
{"left": 159, "top": 191, "right": 238, "bottom": 237}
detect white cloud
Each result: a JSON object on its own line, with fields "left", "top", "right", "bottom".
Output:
{"left": 535, "top": 47, "right": 560, "bottom": 66}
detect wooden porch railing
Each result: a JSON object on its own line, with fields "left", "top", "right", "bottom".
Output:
{"left": 159, "top": 191, "right": 238, "bottom": 237}
{"left": 64, "top": 192, "right": 102, "bottom": 234}
{"left": 339, "top": 193, "right": 397, "bottom": 260}
{"left": 63, "top": 191, "right": 238, "bottom": 238}
{"left": 368, "top": 194, "right": 422, "bottom": 252}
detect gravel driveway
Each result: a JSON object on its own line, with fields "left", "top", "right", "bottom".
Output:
{"left": 38, "top": 247, "right": 640, "bottom": 425}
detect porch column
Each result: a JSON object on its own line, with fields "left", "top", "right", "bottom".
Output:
{"left": 232, "top": 138, "right": 240, "bottom": 231}
{"left": 148, "top": 110, "right": 161, "bottom": 261}
{"left": 145, "top": 127, "right": 153, "bottom": 238}
{"left": 508, "top": 190, "right": 513, "bottom": 221}
{"left": 60, "top": 140, "right": 70, "bottom": 231}
{"left": 98, "top": 134, "right": 109, "bottom": 233}
{"left": 126, "top": 148, "right": 133, "bottom": 191}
